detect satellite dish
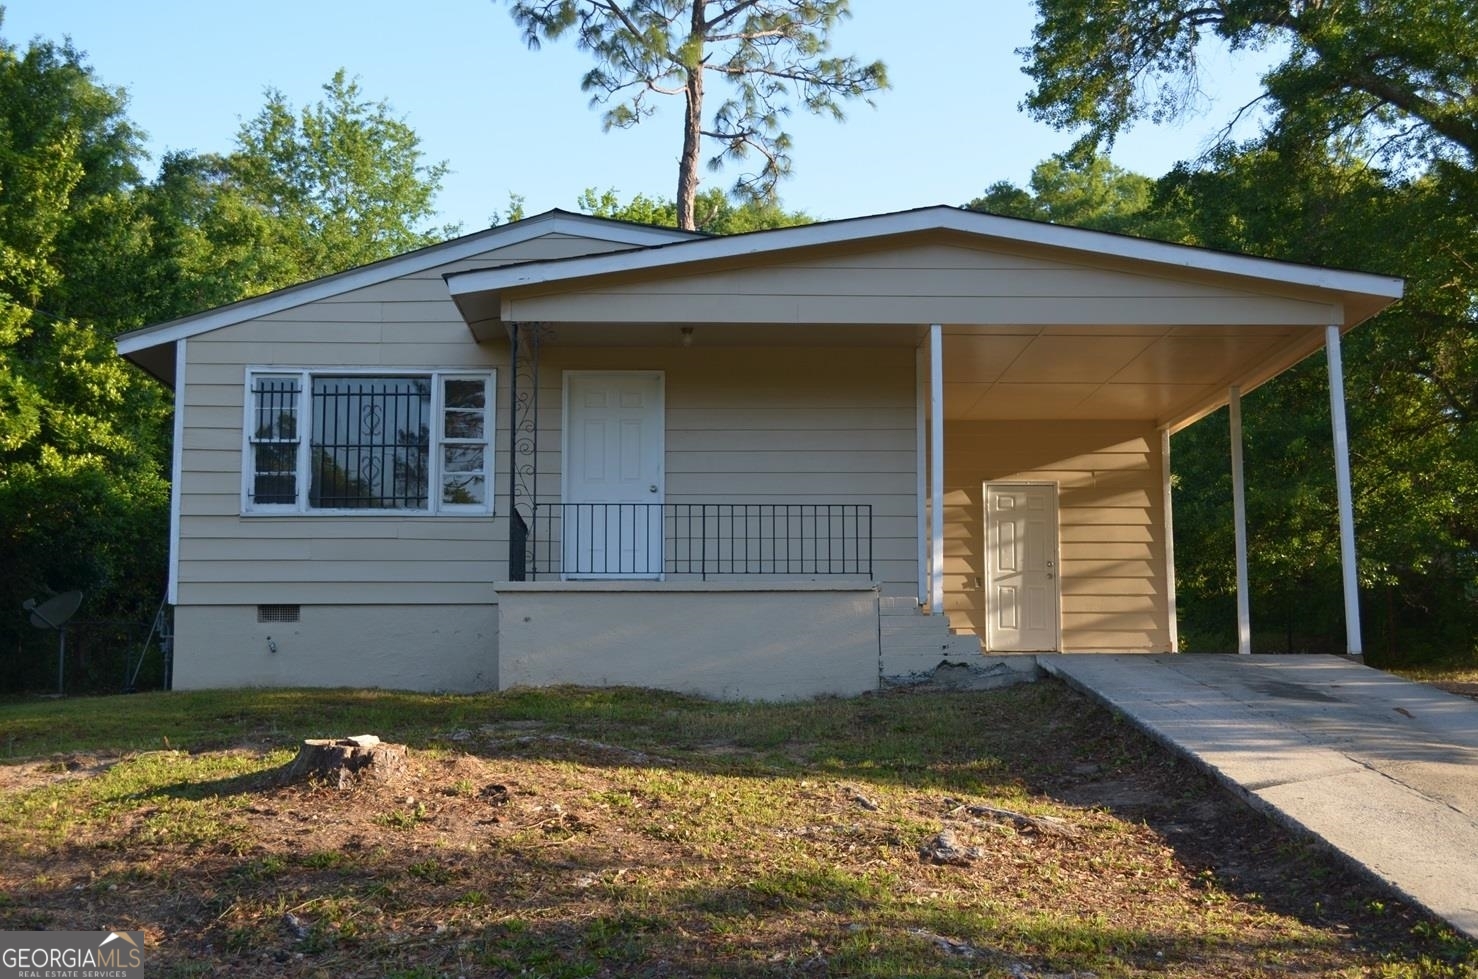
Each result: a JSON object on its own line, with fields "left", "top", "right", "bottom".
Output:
{"left": 21, "top": 590, "right": 83, "bottom": 697}
{"left": 24, "top": 590, "right": 83, "bottom": 630}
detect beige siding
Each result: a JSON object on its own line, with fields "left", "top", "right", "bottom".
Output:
{"left": 527, "top": 346, "right": 919, "bottom": 595}
{"left": 175, "top": 232, "right": 637, "bottom": 607}
{"left": 504, "top": 239, "right": 1343, "bottom": 326}
{"left": 177, "top": 231, "right": 922, "bottom": 607}
{"left": 944, "top": 420, "right": 1170, "bottom": 652}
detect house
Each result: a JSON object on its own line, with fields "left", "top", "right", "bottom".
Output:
{"left": 115, "top": 207, "right": 1403, "bottom": 699}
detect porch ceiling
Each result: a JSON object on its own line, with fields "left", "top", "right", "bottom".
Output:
{"left": 494, "top": 319, "right": 1325, "bottom": 431}
{"left": 941, "top": 323, "right": 1318, "bottom": 430}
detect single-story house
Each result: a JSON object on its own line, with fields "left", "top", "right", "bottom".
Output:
{"left": 116, "top": 206, "right": 1403, "bottom": 699}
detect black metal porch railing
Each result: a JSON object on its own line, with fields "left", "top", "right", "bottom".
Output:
{"left": 521, "top": 503, "right": 872, "bottom": 580}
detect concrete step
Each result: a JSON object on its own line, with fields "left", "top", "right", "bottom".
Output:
{"left": 879, "top": 596, "right": 923, "bottom": 616}
{"left": 879, "top": 605, "right": 985, "bottom": 677}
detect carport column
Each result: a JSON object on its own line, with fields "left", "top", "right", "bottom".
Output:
{"left": 1229, "top": 386, "right": 1252, "bottom": 655}
{"left": 929, "top": 323, "right": 945, "bottom": 615}
{"left": 1160, "top": 429, "right": 1179, "bottom": 652}
{"left": 1327, "top": 325, "right": 1364, "bottom": 656}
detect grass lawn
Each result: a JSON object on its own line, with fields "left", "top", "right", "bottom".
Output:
{"left": 1, "top": 681, "right": 1474, "bottom": 978}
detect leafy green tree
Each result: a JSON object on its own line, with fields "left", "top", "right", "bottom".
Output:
{"left": 216, "top": 70, "right": 457, "bottom": 292}
{"left": 131, "top": 73, "right": 457, "bottom": 320}
{"left": 967, "top": 153, "right": 1159, "bottom": 234}
{"left": 576, "top": 185, "right": 812, "bottom": 232}
{"left": 0, "top": 24, "right": 170, "bottom": 691}
{"left": 1021, "top": 0, "right": 1478, "bottom": 169}
{"left": 507, "top": 0, "right": 887, "bottom": 229}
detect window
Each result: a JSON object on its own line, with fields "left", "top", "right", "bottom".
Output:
{"left": 244, "top": 370, "right": 494, "bottom": 514}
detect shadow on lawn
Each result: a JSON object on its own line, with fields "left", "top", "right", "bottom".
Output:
{"left": 110, "top": 680, "right": 1475, "bottom": 970}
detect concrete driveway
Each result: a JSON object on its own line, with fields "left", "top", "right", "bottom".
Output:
{"left": 1038, "top": 653, "right": 1478, "bottom": 940}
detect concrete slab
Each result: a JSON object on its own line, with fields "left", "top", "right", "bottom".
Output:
{"left": 1038, "top": 653, "right": 1478, "bottom": 941}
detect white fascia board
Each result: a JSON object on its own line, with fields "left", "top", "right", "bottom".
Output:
{"left": 115, "top": 211, "right": 695, "bottom": 357}
{"left": 444, "top": 205, "right": 1406, "bottom": 306}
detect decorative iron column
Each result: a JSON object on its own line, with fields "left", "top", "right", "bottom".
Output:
{"left": 506, "top": 323, "right": 546, "bottom": 580}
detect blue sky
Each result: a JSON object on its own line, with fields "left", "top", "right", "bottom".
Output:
{"left": 3, "top": 0, "right": 1274, "bottom": 229}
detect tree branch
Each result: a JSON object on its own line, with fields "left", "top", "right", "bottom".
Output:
{"left": 701, "top": 0, "right": 766, "bottom": 32}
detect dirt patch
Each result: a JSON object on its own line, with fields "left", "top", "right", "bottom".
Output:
{"left": 0, "top": 753, "right": 122, "bottom": 792}
{"left": 1431, "top": 680, "right": 1478, "bottom": 701}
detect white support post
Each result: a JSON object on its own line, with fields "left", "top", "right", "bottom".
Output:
{"left": 1230, "top": 386, "right": 1252, "bottom": 655}
{"left": 1326, "top": 325, "right": 1364, "bottom": 656}
{"left": 1160, "top": 428, "right": 1179, "bottom": 653}
{"left": 915, "top": 343, "right": 928, "bottom": 608}
{"left": 929, "top": 323, "right": 945, "bottom": 615}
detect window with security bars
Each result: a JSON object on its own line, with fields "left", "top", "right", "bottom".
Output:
{"left": 248, "top": 374, "right": 301, "bottom": 505}
{"left": 245, "top": 370, "right": 493, "bottom": 513}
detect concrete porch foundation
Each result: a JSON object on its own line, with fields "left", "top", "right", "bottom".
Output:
{"left": 495, "top": 580, "right": 880, "bottom": 701}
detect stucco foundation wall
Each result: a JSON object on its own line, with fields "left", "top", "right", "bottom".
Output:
{"left": 943, "top": 420, "right": 1171, "bottom": 652}
{"left": 496, "top": 583, "right": 879, "bottom": 700}
{"left": 172, "top": 604, "right": 498, "bottom": 692}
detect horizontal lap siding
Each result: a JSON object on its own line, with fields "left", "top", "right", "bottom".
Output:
{"left": 944, "top": 420, "right": 1170, "bottom": 652}
{"left": 535, "top": 347, "right": 918, "bottom": 594}
{"left": 175, "top": 234, "right": 639, "bottom": 605}
{"left": 178, "top": 236, "right": 922, "bottom": 602}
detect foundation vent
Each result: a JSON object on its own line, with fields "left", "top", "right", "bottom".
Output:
{"left": 257, "top": 604, "right": 301, "bottom": 623}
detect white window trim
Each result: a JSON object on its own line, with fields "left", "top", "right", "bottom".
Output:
{"left": 241, "top": 366, "right": 496, "bottom": 517}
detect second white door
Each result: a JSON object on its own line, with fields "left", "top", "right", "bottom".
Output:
{"left": 563, "top": 372, "right": 664, "bottom": 578}
{"left": 985, "top": 482, "right": 1060, "bottom": 652}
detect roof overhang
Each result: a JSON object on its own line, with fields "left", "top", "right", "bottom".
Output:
{"left": 446, "top": 205, "right": 1402, "bottom": 331}
{"left": 444, "top": 206, "right": 1403, "bottom": 432}
{"left": 115, "top": 210, "right": 698, "bottom": 385}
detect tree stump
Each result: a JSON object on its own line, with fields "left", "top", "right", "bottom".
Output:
{"left": 282, "top": 735, "right": 407, "bottom": 789}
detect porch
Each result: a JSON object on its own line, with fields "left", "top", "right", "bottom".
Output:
{"left": 442, "top": 207, "right": 1403, "bottom": 697}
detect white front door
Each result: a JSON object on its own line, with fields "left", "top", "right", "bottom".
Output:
{"left": 563, "top": 372, "right": 664, "bottom": 578}
{"left": 985, "top": 482, "right": 1061, "bottom": 652}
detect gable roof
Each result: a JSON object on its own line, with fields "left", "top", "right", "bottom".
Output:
{"left": 115, "top": 209, "right": 698, "bottom": 383}
{"left": 445, "top": 205, "right": 1403, "bottom": 328}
